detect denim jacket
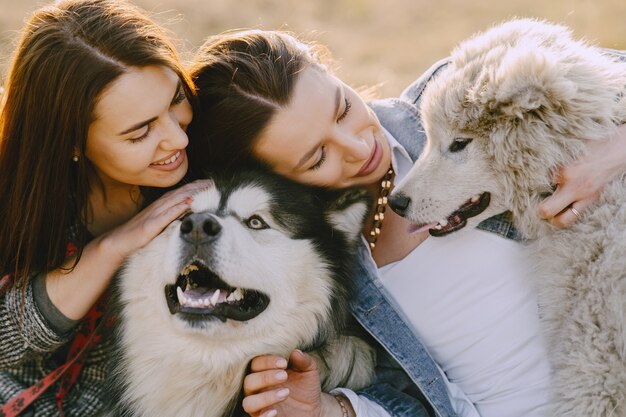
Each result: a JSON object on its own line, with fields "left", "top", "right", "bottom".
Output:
{"left": 351, "top": 59, "right": 520, "bottom": 417}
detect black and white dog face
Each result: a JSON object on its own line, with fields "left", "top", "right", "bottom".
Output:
{"left": 118, "top": 166, "right": 371, "bottom": 346}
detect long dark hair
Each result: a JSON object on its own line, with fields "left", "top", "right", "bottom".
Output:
{"left": 187, "top": 30, "right": 330, "bottom": 176}
{"left": 0, "top": 0, "right": 193, "bottom": 288}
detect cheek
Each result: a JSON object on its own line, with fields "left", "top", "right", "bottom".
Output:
{"left": 177, "top": 100, "right": 193, "bottom": 128}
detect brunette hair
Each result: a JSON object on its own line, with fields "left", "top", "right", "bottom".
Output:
{"left": 187, "top": 30, "right": 329, "bottom": 175}
{"left": 0, "top": 0, "right": 193, "bottom": 287}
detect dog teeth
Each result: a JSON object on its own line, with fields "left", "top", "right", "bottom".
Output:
{"left": 438, "top": 219, "right": 448, "bottom": 227}
{"left": 210, "top": 289, "right": 220, "bottom": 305}
{"left": 177, "top": 286, "right": 246, "bottom": 309}
{"left": 434, "top": 224, "right": 443, "bottom": 230}
{"left": 180, "top": 264, "right": 199, "bottom": 276}
{"left": 471, "top": 194, "right": 481, "bottom": 203}
{"left": 226, "top": 288, "right": 244, "bottom": 302}
{"left": 176, "top": 287, "right": 186, "bottom": 305}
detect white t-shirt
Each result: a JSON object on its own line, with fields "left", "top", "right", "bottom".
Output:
{"left": 378, "top": 229, "right": 551, "bottom": 417}
{"left": 336, "top": 131, "right": 551, "bottom": 417}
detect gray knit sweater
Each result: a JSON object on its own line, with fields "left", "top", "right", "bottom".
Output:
{"left": 0, "top": 273, "right": 112, "bottom": 416}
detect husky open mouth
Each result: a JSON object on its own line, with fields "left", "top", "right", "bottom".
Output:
{"left": 164, "top": 261, "right": 270, "bottom": 322}
{"left": 408, "top": 192, "right": 491, "bottom": 237}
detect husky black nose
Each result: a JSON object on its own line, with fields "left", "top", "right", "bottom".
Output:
{"left": 180, "top": 213, "right": 222, "bottom": 243}
{"left": 389, "top": 193, "right": 411, "bottom": 217}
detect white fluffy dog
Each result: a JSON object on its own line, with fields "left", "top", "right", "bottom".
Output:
{"left": 391, "top": 19, "right": 626, "bottom": 417}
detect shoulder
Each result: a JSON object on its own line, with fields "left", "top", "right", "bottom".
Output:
{"left": 399, "top": 57, "right": 451, "bottom": 105}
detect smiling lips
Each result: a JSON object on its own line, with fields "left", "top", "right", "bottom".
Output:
{"left": 357, "top": 137, "right": 382, "bottom": 176}
{"left": 151, "top": 149, "right": 185, "bottom": 171}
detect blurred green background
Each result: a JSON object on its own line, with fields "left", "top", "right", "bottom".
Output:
{"left": 1, "top": 0, "right": 625, "bottom": 97}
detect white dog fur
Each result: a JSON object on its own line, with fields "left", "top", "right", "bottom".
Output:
{"left": 393, "top": 19, "right": 626, "bottom": 417}
{"left": 103, "top": 171, "right": 376, "bottom": 417}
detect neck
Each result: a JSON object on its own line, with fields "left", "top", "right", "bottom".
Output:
{"left": 86, "top": 180, "right": 143, "bottom": 237}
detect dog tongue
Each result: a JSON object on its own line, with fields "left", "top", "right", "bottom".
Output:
{"left": 407, "top": 222, "right": 438, "bottom": 235}
{"left": 185, "top": 288, "right": 225, "bottom": 303}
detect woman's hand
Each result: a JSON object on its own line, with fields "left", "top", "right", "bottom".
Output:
{"left": 46, "top": 179, "right": 212, "bottom": 320}
{"left": 103, "top": 179, "right": 213, "bottom": 261}
{"left": 539, "top": 124, "right": 626, "bottom": 227}
{"left": 243, "top": 350, "right": 344, "bottom": 417}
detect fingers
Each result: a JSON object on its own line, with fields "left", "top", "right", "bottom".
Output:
{"left": 250, "top": 355, "right": 288, "bottom": 373}
{"left": 538, "top": 181, "right": 572, "bottom": 220}
{"left": 143, "top": 179, "right": 214, "bottom": 225}
{"left": 288, "top": 349, "right": 318, "bottom": 372}
{"left": 241, "top": 388, "right": 289, "bottom": 415}
{"left": 548, "top": 198, "right": 594, "bottom": 228}
{"left": 158, "top": 179, "right": 214, "bottom": 206}
{"left": 245, "top": 355, "right": 289, "bottom": 396}
{"left": 244, "top": 369, "right": 288, "bottom": 394}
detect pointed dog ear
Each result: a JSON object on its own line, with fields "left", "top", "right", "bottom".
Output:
{"left": 325, "top": 188, "right": 372, "bottom": 243}
{"left": 478, "top": 46, "right": 576, "bottom": 120}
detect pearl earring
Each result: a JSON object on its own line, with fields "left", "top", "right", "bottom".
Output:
{"left": 72, "top": 155, "right": 79, "bottom": 162}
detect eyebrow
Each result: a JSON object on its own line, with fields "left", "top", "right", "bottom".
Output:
{"left": 293, "top": 85, "right": 342, "bottom": 170}
{"left": 117, "top": 81, "right": 183, "bottom": 136}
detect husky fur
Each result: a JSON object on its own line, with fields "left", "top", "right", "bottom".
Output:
{"left": 103, "top": 165, "right": 376, "bottom": 417}
{"left": 391, "top": 19, "right": 626, "bottom": 417}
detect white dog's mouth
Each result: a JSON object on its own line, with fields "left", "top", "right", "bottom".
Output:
{"left": 408, "top": 192, "right": 491, "bottom": 237}
{"left": 164, "top": 261, "right": 270, "bottom": 322}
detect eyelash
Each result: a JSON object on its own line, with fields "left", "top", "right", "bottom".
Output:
{"left": 337, "top": 97, "right": 352, "bottom": 122}
{"left": 308, "top": 96, "right": 350, "bottom": 170}
{"left": 309, "top": 146, "right": 327, "bottom": 171}
{"left": 129, "top": 86, "right": 187, "bottom": 143}
{"left": 129, "top": 124, "right": 152, "bottom": 143}
{"left": 172, "top": 86, "right": 187, "bottom": 105}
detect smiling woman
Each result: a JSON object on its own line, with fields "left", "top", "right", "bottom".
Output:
{"left": 0, "top": 0, "right": 210, "bottom": 415}
{"left": 188, "top": 29, "right": 554, "bottom": 417}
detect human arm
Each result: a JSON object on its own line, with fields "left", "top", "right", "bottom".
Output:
{"left": 538, "top": 123, "right": 626, "bottom": 227}
{"left": 45, "top": 180, "right": 211, "bottom": 320}
{"left": 0, "top": 180, "right": 210, "bottom": 367}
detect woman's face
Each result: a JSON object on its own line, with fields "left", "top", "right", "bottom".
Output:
{"left": 253, "top": 66, "right": 391, "bottom": 188}
{"left": 86, "top": 65, "right": 192, "bottom": 190}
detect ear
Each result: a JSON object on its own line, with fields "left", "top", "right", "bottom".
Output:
{"left": 325, "top": 188, "right": 372, "bottom": 243}
{"left": 480, "top": 46, "right": 575, "bottom": 119}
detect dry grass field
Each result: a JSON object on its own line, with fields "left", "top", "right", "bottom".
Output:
{"left": 1, "top": 0, "right": 625, "bottom": 97}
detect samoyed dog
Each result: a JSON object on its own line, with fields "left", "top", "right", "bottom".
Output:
{"left": 390, "top": 19, "right": 626, "bottom": 417}
{"left": 102, "top": 165, "right": 376, "bottom": 417}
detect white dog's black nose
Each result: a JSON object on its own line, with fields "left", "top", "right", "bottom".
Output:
{"left": 389, "top": 193, "right": 411, "bottom": 217}
{"left": 180, "top": 213, "right": 222, "bottom": 243}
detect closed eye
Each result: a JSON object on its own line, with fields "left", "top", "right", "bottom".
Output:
{"left": 337, "top": 97, "right": 352, "bottom": 122}
{"left": 449, "top": 138, "right": 473, "bottom": 153}
{"left": 309, "top": 146, "right": 327, "bottom": 171}
{"left": 129, "top": 124, "right": 153, "bottom": 143}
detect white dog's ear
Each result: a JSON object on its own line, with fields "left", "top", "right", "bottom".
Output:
{"left": 482, "top": 46, "right": 575, "bottom": 119}
{"left": 325, "top": 188, "right": 372, "bottom": 243}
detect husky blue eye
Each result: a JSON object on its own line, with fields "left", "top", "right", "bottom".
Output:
{"left": 449, "top": 138, "right": 473, "bottom": 153}
{"left": 246, "top": 215, "right": 269, "bottom": 230}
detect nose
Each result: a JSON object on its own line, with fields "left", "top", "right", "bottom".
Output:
{"left": 389, "top": 192, "right": 411, "bottom": 217}
{"left": 180, "top": 212, "right": 222, "bottom": 244}
{"left": 161, "top": 106, "right": 191, "bottom": 151}
{"left": 334, "top": 131, "right": 370, "bottom": 163}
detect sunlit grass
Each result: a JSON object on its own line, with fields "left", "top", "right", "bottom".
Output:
{"left": 1, "top": 0, "right": 625, "bottom": 96}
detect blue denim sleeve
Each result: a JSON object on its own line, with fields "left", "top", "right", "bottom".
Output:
{"left": 356, "top": 348, "right": 433, "bottom": 417}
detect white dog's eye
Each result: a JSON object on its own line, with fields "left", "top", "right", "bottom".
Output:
{"left": 449, "top": 137, "right": 473, "bottom": 153}
{"left": 246, "top": 215, "right": 269, "bottom": 230}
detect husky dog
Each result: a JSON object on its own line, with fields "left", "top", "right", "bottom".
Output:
{"left": 103, "top": 165, "right": 376, "bottom": 417}
{"left": 389, "top": 19, "right": 626, "bottom": 417}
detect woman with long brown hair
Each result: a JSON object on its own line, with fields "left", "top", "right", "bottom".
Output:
{"left": 0, "top": 0, "right": 208, "bottom": 414}
{"left": 188, "top": 30, "right": 626, "bottom": 417}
